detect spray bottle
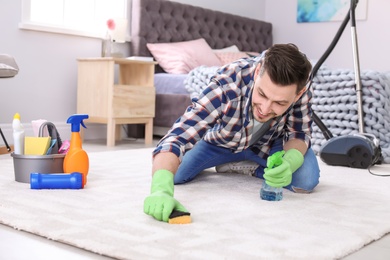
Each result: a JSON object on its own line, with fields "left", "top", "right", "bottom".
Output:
{"left": 63, "top": 114, "right": 89, "bottom": 187}
{"left": 12, "top": 113, "right": 25, "bottom": 154}
{"left": 260, "top": 150, "right": 285, "bottom": 201}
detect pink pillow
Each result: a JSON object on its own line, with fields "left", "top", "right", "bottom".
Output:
{"left": 146, "top": 38, "right": 222, "bottom": 74}
{"left": 246, "top": 51, "right": 261, "bottom": 57}
{"left": 215, "top": 52, "right": 251, "bottom": 65}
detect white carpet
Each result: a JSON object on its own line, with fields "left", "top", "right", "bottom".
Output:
{"left": 0, "top": 148, "right": 390, "bottom": 260}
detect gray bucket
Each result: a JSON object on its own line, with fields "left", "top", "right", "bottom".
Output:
{"left": 11, "top": 152, "right": 65, "bottom": 183}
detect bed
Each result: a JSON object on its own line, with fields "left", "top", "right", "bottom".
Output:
{"left": 128, "top": 0, "right": 273, "bottom": 137}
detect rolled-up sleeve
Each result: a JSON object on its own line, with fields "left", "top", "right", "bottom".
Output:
{"left": 284, "top": 88, "right": 313, "bottom": 148}
{"left": 152, "top": 80, "right": 226, "bottom": 161}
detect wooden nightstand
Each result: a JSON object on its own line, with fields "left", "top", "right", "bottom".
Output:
{"left": 77, "top": 57, "right": 157, "bottom": 146}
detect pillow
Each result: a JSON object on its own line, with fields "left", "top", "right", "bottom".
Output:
{"left": 213, "top": 45, "right": 240, "bottom": 53}
{"left": 146, "top": 38, "right": 222, "bottom": 74}
{"left": 215, "top": 52, "right": 250, "bottom": 65}
{"left": 245, "top": 51, "right": 261, "bottom": 57}
{"left": 0, "top": 63, "right": 18, "bottom": 78}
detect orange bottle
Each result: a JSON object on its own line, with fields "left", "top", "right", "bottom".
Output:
{"left": 63, "top": 114, "right": 89, "bottom": 187}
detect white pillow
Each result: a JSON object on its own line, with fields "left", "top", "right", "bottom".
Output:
{"left": 213, "top": 45, "right": 240, "bottom": 53}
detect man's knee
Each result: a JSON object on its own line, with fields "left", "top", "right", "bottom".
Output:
{"left": 291, "top": 177, "right": 319, "bottom": 193}
{"left": 174, "top": 169, "right": 194, "bottom": 185}
{"left": 289, "top": 149, "right": 320, "bottom": 193}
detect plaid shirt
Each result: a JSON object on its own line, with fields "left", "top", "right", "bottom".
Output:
{"left": 153, "top": 55, "right": 313, "bottom": 161}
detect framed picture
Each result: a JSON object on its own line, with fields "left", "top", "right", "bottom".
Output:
{"left": 297, "top": 0, "right": 368, "bottom": 23}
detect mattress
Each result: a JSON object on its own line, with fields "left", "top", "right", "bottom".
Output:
{"left": 154, "top": 73, "right": 189, "bottom": 95}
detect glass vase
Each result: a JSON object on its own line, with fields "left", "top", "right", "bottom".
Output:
{"left": 101, "top": 32, "right": 112, "bottom": 57}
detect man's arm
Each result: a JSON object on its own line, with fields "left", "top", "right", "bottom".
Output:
{"left": 144, "top": 152, "right": 188, "bottom": 223}
{"left": 283, "top": 138, "right": 307, "bottom": 156}
{"left": 152, "top": 152, "right": 180, "bottom": 175}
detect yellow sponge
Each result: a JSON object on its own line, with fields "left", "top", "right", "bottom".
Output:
{"left": 168, "top": 210, "right": 191, "bottom": 224}
{"left": 24, "top": 136, "right": 51, "bottom": 155}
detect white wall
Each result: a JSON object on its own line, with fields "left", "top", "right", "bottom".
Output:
{"left": 171, "top": 0, "right": 265, "bottom": 20}
{"left": 265, "top": 0, "right": 390, "bottom": 71}
{"left": 1, "top": 0, "right": 389, "bottom": 146}
{"left": 0, "top": 1, "right": 122, "bottom": 142}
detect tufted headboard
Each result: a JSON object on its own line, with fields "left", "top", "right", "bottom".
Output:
{"left": 131, "top": 0, "right": 273, "bottom": 72}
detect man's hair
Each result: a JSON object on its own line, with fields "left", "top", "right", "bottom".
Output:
{"left": 259, "top": 43, "right": 312, "bottom": 93}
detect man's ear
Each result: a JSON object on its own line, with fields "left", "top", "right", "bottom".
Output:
{"left": 254, "top": 64, "right": 262, "bottom": 79}
{"left": 294, "top": 86, "right": 306, "bottom": 102}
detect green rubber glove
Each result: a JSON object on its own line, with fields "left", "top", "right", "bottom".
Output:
{"left": 143, "top": 169, "right": 188, "bottom": 222}
{"left": 263, "top": 149, "right": 304, "bottom": 188}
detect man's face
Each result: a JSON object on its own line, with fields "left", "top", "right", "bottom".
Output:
{"left": 251, "top": 65, "right": 303, "bottom": 122}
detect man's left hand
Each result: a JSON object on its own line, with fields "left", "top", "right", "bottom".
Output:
{"left": 263, "top": 149, "right": 304, "bottom": 188}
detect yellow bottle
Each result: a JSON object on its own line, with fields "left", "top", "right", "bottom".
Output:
{"left": 63, "top": 114, "right": 89, "bottom": 187}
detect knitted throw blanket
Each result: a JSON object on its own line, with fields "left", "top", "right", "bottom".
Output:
{"left": 184, "top": 66, "right": 220, "bottom": 99}
{"left": 311, "top": 67, "right": 390, "bottom": 163}
{"left": 185, "top": 66, "right": 390, "bottom": 163}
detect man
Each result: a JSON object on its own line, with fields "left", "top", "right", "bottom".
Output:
{"left": 144, "top": 43, "right": 320, "bottom": 222}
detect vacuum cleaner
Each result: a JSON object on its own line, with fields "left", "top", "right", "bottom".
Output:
{"left": 309, "top": 0, "right": 382, "bottom": 169}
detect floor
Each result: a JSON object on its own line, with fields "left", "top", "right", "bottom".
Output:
{"left": 1, "top": 137, "right": 389, "bottom": 260}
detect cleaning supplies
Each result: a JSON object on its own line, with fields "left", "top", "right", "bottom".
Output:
{"left": 30, "top": 172, "right": 83, "bottom": 189}
{"left": 38, "top": 122, "right": 63, "bottom": 154}
{"left": 169, "top": 210, "right": 192, "bottom": 224}
{"left": 63, "top": 114, "right": 89, "bottom": 187}
{"left": 12, "top": 113, "right": 25, "bottom": 155}
{"left": 24, "top": 121, "right": 62, "bottom": 155}
{"left": 24, "top": 136, "right": 51, "bottom": 155}
{"left": 31, "top": 119, "right": 48, "bottom": 137}
{"left": 58, "top": 140, "right": 70, "bottom": 154}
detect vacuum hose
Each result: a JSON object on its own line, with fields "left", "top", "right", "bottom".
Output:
{"left": 309, "top": 5, "right": 352, "bottom": 140}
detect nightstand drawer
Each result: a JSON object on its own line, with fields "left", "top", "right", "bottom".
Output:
{"left": 112, "top": 85, "right": 155, "bottom": 118}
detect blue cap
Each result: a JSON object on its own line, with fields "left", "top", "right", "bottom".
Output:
{"left": 67, "top": 114, "right": 89, "bottom": 132}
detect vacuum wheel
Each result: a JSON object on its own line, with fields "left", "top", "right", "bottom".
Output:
{"left": 347, "top": 145, "right": 372, "bottom": 169}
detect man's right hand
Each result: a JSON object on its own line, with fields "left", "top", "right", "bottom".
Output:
{"left": 143, "top": 169, "right": 188, "bottom": 222}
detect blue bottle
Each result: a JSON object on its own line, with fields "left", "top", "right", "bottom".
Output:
{"left": 30, "top": 172, "right": 83, "bottom": 189}
{"left": 260, "top": 182, "right": 283, "bottom": 201}
{"left": 260, "top": 151, "right": 285, "bottom": 201}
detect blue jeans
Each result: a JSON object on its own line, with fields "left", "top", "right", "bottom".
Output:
{"left": 174, "top": 139, "right": 320, "bottom": 193}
